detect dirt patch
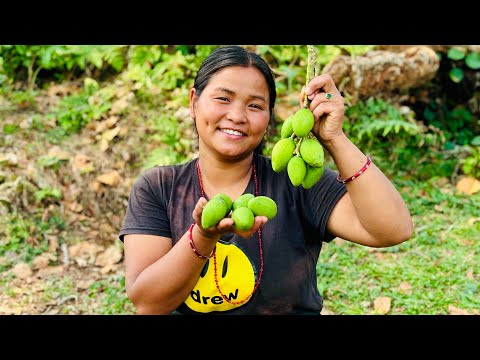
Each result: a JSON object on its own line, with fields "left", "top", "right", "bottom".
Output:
{"left": 0, "top": 85, "right": 148, "bottom": 314}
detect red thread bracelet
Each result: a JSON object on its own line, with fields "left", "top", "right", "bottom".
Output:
{"left": 336, "top": 156, "right": 372, "bottom": 184}
{"left": 188, "top": 223, "right": 216, "bottom": 259}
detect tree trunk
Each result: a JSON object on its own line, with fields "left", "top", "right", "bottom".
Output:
{"left": 377, "top": 45, "right": 480, "bottom": 53}
{"left": 322, "top": 46, "right": 440, "bottom": 102}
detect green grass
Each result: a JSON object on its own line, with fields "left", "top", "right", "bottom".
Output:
{"left": 38, "top": 274, "right": 135, "bottom": 314}
{"left": 317, "top": 176, "right": 480, "bottom": 315}
{"left": 85, "top": 274, "right": 135, "bottom": 314}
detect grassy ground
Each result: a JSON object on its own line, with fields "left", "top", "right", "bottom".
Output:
{"left": 318, "top": 176, "right": 480, "bottom": 315}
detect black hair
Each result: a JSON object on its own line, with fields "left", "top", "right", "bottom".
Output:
{"left": 192, "top": 45, "right": 276, "bottom": 154}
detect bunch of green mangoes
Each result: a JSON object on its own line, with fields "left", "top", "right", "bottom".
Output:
{"left": 201, "top": 193, "right": 277, "bottom": 231}
{"left": 271, "top": 108, "right": 324, "bottom": 189}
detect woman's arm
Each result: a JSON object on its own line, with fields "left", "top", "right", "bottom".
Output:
{"left": 303, "top": 74, "right": 413, "bottom": 247}
{"left": 124, "top": 197, "right": 267, "bottom": 314}
{"left": 325, "top": 135, "right": 413, "bottom": 247}
{"left": 124, "top": 227, "right": 216, "bottom": 315}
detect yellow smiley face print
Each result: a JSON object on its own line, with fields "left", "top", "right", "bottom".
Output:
{"left": 184, "top": 240, "right": 257, "bottom": 313}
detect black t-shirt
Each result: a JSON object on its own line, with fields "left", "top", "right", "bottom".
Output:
{"left": 119, "top": 153, "right": 347, "bottom": 315}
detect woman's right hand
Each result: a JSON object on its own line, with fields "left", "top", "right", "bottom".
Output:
{"left": 192, "top": 197, "right": 268, "bottom": 240}
{"left": 298, "top": 73, "right": 345, "bottom": 146}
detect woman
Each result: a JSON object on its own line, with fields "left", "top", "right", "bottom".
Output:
{"left": 119, "top": 45, "right": 413, "bottom": 315}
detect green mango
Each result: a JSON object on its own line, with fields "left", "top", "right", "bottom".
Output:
{"left": 212, "top": 193, "right": 233, "bottom": 216}
{"left": 231, "top": 207, "right": 255, "bottom": 231}
{"left": 232, "top": 193, "right": 255, "bottom": 211}
{"left": 247, "top": 195, "right": 277, "bottom": 220}
{"left": 281, "top": 115, "right": 294, "bottom": 139}
{"left": 201, "top": 197, "right": 227, "bottom": 229}
{"left": 292, "top": 108, "right": 314, "bottom": 138}
{"left": 302, "top": 164, "right": 324, "bottom": 189}
{"left": 287, "top": 155, "right": 307, "bottom": 187}
{"left": 299, "top": 138, "right": 324, "bottom": 167}
{"left": 271, "top": 138, "right": 295, "bottom": 172}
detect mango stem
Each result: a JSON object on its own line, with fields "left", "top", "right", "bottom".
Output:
{"left": 303, "top": 45, "right": 316, "bottom": 110}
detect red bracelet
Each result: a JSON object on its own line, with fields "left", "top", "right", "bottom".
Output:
{"left": 188, "top": 223, "right": 216, "bottom": 259}
{"left": 336, "top": 156, "right": 372, "bottom": 184}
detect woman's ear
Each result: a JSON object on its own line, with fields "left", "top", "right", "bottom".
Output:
{"left": 189, "top": 88, "right": 197, "bottom": 119}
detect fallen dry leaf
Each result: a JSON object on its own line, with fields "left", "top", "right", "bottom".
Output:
{"left": 94, "top": 116, "right": 119, "bottom": 133}
{"left": 47, "top": 146, "right": 71, "bottom": 161}
{"left": 99, "top": 139, "right": 109, "bottom": 152}
{"left": 467, "top": 217, "right": 480, "bottom": 226}
{"left": 69, "top": 242, "right": 104, "bottom": 266}
{"left": 87, "top": 230, "right": 100, "bottom": 240}
{"left": 398, "top": 281, "right": 412, "bottom": 294}
{"left": 114, "top": 86, "right": 131, "bottom": 98}
{"left": 0, "top": 305, "right": 22, "bottom": 315}
{"left": 433, "top": 177, "right": 450, "bottom": 187}
{"left": 0, "top": 152, "right": 18, "bottom": 166}
{"left": 76, "top": 279, "right": 94, "bottom": 290}
{"left": 328, "top": 252, "right": 337, "bottom": 263}
{"left": 72, "top": 154, "right": 94, "bottom": 173}
{"left": 43, "top": 308, "right": 60, "bottom": 315}
{"left": 448, "top": 305, "right": 473, "bottom": 315}
{"left": 46, "top": 234, "right": 59, "bottom": 252}
{"left": 89, "top": 180, "right": 103, "bottom": 193}
{"left": 32, "top": 255, "right": 50, "bottom": 270}
{"left": 456, "top": 177, "right": 480, "bottom": 195}
{"left": 320, "top": 307, "right": 335, "bottom": 315}
{"left": 96, "top": 171, "right": 120, "bottom": 187}
{"left": 68, "top": 201, "right": 84, "bottom": 213}
{"left": 118, "top": 127, "right": 129, "bottom": 137}
{"left": 466, "top": 268, "right": 474, "bottom": 280}
{"left": 95, "top": 245, "right": 123, "bottom": 267}
{"left": 99, "top": 223, "right": 116, "bottom": 234}
{"left": 110, "top": 96, "right": 130, "bottom": 115}
{"left": 12, "top": 262, "right": 33, "bottom": 279}
{"left": 373, "top": 296, "right": 391, "bottom": 315}
{"left": 36, "top": 265, "right": 64, "bottom": 277}
{"left": 103, "top": 126, "right": 121, "bottom": 141}
{"left": 69, "top": 241, "right": 104, "bottom": 256}
{"left": 100, "top": 264, "right": 120, "bottom": 274}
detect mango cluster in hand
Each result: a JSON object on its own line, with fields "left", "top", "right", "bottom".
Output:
{"left": 201, "top": 193, "right": 277, "bottom": 231}
{"left": 271, "top": 108, "right": 324, "bottom": 189}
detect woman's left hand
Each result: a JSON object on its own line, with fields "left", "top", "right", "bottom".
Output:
{"left": 299, "top": 73, "right": 345, "bottom": 145}
{"left": 193, "top": 197, "right": 268, "bottom": 240}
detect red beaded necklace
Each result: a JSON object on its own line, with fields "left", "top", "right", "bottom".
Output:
{"left": 196, "top": 157, "right": 264, "bottom": 305}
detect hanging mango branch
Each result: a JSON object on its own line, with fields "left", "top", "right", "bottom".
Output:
{"left": 271, "top": 45, "right": 325, "bottom": 189}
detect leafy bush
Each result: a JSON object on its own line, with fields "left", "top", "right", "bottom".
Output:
{"left": 344, "top": 98, "right": 423, "bottom": 165}
{"left": 341, "top": 97, "right": 464, "bottom": 180}
{"left": 0, "top": 211, "right": 64, "bottom": 267}
{"left": 52, "top": 78, "right": 113, "bottom": 134}
{"left": 123, "top": 45, "right": 217, "bottom": 104}
{"left": 461, "top": 137, "right": 480, "bottom": 178}
{"left": 446, "top": 47, "right": 480, "bottom": 83}
{"left": 0, "top": 45, "right": 127, "bottom": 87}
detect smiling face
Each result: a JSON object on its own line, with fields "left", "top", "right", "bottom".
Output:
{"left": 190, "top": 66, "right": 270, "bottom": 161}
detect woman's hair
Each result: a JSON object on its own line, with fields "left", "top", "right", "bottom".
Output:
{"left": 192, "top": 45, "right": 277, "bottom": 154}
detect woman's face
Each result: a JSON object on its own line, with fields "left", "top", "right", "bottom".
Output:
{"left": 190, "top": 66, "right": 270, "bottom": 161}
